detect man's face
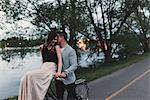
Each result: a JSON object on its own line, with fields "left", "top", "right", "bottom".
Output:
{"left": 57, "top": 34, "right": 64, "bottom": 44}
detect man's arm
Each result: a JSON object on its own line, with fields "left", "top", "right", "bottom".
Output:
{"left": 64, "top": 50, "right": 78, "bottom": 75}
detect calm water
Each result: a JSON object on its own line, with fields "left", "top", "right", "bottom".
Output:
{"left": 0, "top": 48, "right": 43, "bottom": 99}
{"left": 0, "top": 48, "right": 103, "bottom": 99}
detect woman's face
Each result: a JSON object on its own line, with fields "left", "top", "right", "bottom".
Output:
{"left": 52, "top": 36, "right": 58, "bottom": 44}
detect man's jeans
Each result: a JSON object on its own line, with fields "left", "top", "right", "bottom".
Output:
{"left": 55, "top": 80, "right": 77, "bottom": 100}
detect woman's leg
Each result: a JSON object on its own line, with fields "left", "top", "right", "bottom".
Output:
{"left": 18, "top": 71, "right": 34, "bottom": 100}
{"left": 18, "top": 62, "right": 56, "bottom": 100}
{"left": 18, "top": 76, "right": 27, "bottom": 100}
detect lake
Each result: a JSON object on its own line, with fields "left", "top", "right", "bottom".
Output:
{"left": 0, "top": 47, "right": 103, "bottom": 99}
{"left": 0, "top": 48, "right": 43, "bottom": 99}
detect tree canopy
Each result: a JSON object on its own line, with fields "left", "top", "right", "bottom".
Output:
{"left": 1, "top": 0, "right": 149, "bottom": 63}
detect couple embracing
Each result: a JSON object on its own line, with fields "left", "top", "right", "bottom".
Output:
{"left": 18, "top": 30, "right": 78, "bottom": 100}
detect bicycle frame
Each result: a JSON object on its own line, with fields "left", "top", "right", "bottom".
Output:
{"left": 45, "top": 78, "right": 57, "bottom": 100}
{"left": 45, "top": 78, "right": 90, "bottom": 100}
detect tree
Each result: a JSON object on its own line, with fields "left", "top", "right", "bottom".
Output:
{"left": 124, "top": 0, "right": 150, "bottom": 52}
{"left": 85, "top": 0, "right": 140, "bottom": 63}
{"left": 112, "top": 26, "right": 143, "bottom": 59}
{"left": 1, "top": 0, "right": 92, "bottom": 50}
{"left": 36, "top": 0, "right": 91, "bottom": 49}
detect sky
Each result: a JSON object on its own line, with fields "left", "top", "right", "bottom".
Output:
{"left": 0, "top": 0, "right": 149, "bottom": 40}
{"left": 0, "top": 0, "right": 65, "bottom": 40}
{"left": 0, "top": 0, "right": 101, "bottom": 40}
{"left": 0, "top": 9, "right": 36, "bottom": 40}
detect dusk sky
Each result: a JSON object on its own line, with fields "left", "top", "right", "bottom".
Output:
{"left": 0, "top": 0, "right": 149, "bottom": 40}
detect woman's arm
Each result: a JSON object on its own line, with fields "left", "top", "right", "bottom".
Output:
{"left": 55, "top": 45, "right": 62, "bottom": 74}
{"left": 40, "top": 44, "right": 44, "bottom": 53}
{"left": 40, "top": 44, "right": 44, "bottom": 62}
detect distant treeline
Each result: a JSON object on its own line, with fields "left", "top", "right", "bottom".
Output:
{"left": 0, "top": 37, "right": 45, "bottom": 48}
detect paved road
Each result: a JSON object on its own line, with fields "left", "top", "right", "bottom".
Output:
{"left": 88, "top": 57, "right": 150, "bottom": 100}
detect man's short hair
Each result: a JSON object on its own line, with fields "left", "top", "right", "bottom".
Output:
{"left": 58, "top": 31, "right": 68, "bottom": 41}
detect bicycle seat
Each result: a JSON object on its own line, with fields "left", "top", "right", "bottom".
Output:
{"left": 75, "top": 79, "right": 86, "bottom": 85}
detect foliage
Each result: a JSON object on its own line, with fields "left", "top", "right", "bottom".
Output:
{"left": 124, "top": 0, "right": 150, "bottom": 52}
{"left": 0, "top": 0, "right": 149, "bottom": 63}
{"left": 117, "top": 33, "right": 143, "bottom": 59}
{"left": 85, "top": 0, "right": 141, "bottom": 63}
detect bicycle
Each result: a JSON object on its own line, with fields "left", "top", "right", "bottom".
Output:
{"left": 45, "top": 78, "right": 90, "bottom": 100}
{"left": 44, "top": 78, "right": 57, "bottom": 100}
{"left": 75, "top": 78, "right": 90, "bottom": 100}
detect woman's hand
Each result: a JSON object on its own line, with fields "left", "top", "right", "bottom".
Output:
{"left": 54, "top": 72, "right": 61, "bottom": 78}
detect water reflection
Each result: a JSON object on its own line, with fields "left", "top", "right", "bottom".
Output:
{"left": 0, "top": 48, "right": 42, "bottom": 99}
{"left": 0, "top": 48, "right": 39, "bottom": 62}
{"left": 0, "top": 48, "right": 40, "bottom": 69}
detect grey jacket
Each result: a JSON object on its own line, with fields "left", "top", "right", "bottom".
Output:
{"left": 61, "top": 44, "right": 78, "bottom": 85}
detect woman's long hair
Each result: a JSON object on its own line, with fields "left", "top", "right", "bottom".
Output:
{"left": 43, "top": 30, "right": 58, "bottom": 49}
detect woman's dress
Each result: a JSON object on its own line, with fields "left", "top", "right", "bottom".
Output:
{"left": 18, "top": 47, "right": 58, "bottom": 100}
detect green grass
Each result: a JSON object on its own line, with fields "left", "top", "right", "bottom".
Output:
{"left": 76, "top": 52, "right": 150, "bottom": 82}
{"left": 7, "top": 52, "right": 149, "bottom": 100}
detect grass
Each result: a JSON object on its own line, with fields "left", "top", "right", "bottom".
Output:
{"left": 76, "top": 52, "right": 150, "bottom": 82}
{"left": 7, "top": 52, "right": 149, "bottom": 100}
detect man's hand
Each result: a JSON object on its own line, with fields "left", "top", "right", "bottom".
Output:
{"left": 60, "top": 72, "right": 67, "bottom": 78}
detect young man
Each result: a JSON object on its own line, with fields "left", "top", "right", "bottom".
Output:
{"left": 55, "top": 31, "right": 78, "bottom": 100}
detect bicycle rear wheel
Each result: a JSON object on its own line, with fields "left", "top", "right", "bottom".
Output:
{"left": 75, "top": 79, "right": 90, "bottom": 100}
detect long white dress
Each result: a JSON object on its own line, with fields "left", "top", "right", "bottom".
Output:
{"left": 18, "top": 62, "right": 56, "bottom": 100}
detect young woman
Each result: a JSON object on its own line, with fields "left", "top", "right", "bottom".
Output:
{"left": 18, "top": 31, "right": 62, "bottom": 100}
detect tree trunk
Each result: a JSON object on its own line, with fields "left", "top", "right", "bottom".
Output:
{"left": 69, "top": 27, "right": 77, "bottom": 50}
{"left": 85, "top": 0, "right": 112, "bottom": 63}
{"left": 104, "top": 49, "right": 112, "bottom": 63}
{"left": 140, "top": 35, "right": 149, "bottom": 52}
